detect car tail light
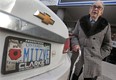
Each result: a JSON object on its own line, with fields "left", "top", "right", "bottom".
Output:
{"left": 63, "top": 38, "right": 70, "bottom": 53}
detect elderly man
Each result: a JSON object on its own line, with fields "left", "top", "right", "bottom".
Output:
{"left": 71, "top": 0, "right": 112, "bottom": 80}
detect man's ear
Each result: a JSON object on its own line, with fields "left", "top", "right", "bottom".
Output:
{"left": 89, "top": 7, "right": 92, "bottom": 14}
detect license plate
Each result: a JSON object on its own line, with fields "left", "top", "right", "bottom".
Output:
{"left": 1, "top": 36, "right": 51, "bottom": 74}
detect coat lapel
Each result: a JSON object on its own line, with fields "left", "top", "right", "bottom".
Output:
{"left": 80, "top": 15, "right": 108, "bottom": 37}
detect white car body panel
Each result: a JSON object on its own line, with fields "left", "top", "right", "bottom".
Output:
{"left": 0, "top": 0, "right": 68, "bottom": 38}
{"left": 0, "top": 0, "right": 70, "bottom": 80}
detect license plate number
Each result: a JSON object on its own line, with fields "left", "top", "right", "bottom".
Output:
{"left": 1, "top": 36, "right": 51, "bottom": 74}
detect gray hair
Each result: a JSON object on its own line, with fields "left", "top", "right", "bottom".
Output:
{"left": 92, "top": 0, "right": 104, "bottom": 10}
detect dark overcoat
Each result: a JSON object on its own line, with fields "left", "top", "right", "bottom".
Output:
{"left": 71, "top": 15, "right": 112, "bottom": 78}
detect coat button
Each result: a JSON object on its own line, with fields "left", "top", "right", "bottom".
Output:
{"left": 93, "top": 38, "right": 96, "bottom": 40}
{"left": 92, "top": 47, "right": 95, "bottom": 49}
{"left": 91, "top": 55, "right": 93, "bottom": 57}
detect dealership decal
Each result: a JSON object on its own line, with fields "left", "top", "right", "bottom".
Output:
{"left": 1, "top": 36, "right": 51, "bottom": 74}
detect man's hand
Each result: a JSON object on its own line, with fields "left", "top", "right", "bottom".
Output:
{"left": 72, "top": 45, "right": 80, "bottom": 52}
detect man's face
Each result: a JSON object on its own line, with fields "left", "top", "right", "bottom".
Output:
{"left": 89, "top": 1, "right": 104, "bottom": 19}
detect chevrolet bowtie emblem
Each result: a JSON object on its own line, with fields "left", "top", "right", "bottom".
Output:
{"left": 34, "top": 10, "right": 55, "bottom": 25}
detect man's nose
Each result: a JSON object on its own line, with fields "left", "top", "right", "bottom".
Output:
{"left": 94, "top": 7, "right": 99, "bottom": 10}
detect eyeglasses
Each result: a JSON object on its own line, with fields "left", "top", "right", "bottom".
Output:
{"left": 91, "top": 5, "right": 103, "bottom": 10}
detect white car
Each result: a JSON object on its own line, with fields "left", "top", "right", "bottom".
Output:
{"left": 0, "top": 0, "right": 71, "bottom": 80}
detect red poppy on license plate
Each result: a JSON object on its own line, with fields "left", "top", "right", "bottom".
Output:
{"left": 1, "top": 36, "right": 51, "bottom": 74}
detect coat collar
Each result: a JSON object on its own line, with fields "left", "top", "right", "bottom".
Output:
{"left": 80, "top": 14, "right": 108, "bottom": 37}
